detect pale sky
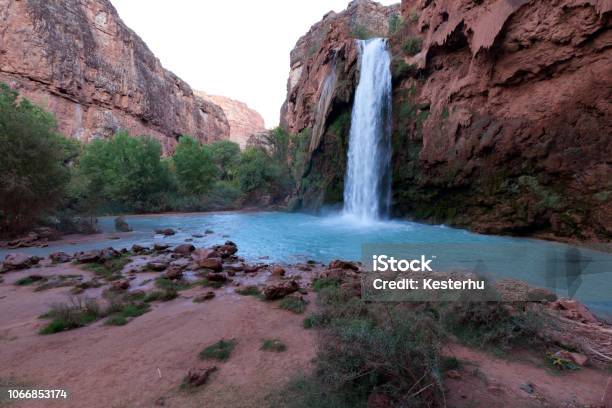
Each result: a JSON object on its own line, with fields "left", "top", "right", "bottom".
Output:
{"left": 111, "top": 0, "right": 397, "bottom": 128}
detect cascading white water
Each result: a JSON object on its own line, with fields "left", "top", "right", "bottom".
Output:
{"left": 343, "top": 38, "right": 392, "bottom": 222}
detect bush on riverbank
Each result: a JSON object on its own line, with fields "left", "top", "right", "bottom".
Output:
{"left": 0, "top": 83, "right": 299, "bottom": 234}
{"left": 0, "top": 84, "right": 78, "bottom": 236}
{"left": 278, "top": 285, "right": 445, "bottom": 407}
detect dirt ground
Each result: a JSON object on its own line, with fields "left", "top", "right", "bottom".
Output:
{"left": 0, "top": 264, "right": 610, "bottom": 408}
{"left": 0, "top": 265, "right": 316, "bottom": 408}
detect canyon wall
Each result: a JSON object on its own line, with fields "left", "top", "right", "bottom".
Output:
{"left": 282, "top": 0, "right": 611, "bottom": 242}
{"left": 0, "top": 0, "right": 230, "bottom": 153}
{"left": 196, "top": 91, "right": 266, "bottom": 149}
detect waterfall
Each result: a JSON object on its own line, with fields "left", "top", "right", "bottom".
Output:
{"left": 343, "top": 38, "right": 392, "bottom": 222}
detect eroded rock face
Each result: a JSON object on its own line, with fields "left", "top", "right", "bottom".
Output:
{"left": 282, "top": 0, "right": 612, "bottom": 242}
{"left": 196, "top": 91, "right": 266, "bottom": 148}
{"left": 0, "top": 0, "right": 230, "bottom": 152}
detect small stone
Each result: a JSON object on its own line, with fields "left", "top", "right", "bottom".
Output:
{"left": 173, "top": 244, "right": 195, "bottom": 255}
{"left": 446, "top": 370, "right": 461, "bottom": 379}
{"left": 271, "top": 265, "right": 286, "bottom": 276}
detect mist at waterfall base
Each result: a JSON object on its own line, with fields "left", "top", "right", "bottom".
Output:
{"left": 343, "top": 38, "right": 392, "bottom": 223}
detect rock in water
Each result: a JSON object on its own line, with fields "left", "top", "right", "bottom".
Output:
{"left": 114, "top": 216, "right": 132, "bottom": 232}
{"left": 173, "top": 244, "right": 195, "bottom": 255}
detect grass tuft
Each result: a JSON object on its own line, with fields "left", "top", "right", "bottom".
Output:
{"left": 199, "top": 339, "right": 237, "bottom": 361}
{"left": 279, "top": 296, "right": 307, "bottom": 314}
{"left": 261, "top": 338, "right": 287, "bottom": 352}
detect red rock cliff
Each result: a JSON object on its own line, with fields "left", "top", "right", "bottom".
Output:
{"left": 282, "top": 0, "right": 611, "bottom": 242}
{"left": 196, "top": 91, "right": 266, "bottom": 149}
{"left": 0, "top": 0, "right": 230, "bottom": 153}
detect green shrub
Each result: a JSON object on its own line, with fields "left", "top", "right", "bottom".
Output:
{"left": 403, "top": 37, "right": 422, "bottom": 55}
{"left": 39, "top": 297, "right": 101, "bottom": 334}
{"left": 236, "top": 286, "right": 260, "bottom": 297}
{"left": 388, "top": 14, "right": 403, "bottom": 35}
{"left": 15, "top": 275, "right": 46, "bottom": 286}
{"left": 0, "top": 83, "right": 77, "bottom": 235}
{"left": 278, "top": 284, "right": 445, "bottom": 407}
{"left": 261, "top": 339, "right": 287, "bottom": 352}
{"left": 144, "top": 289, "right": 178, "bottom": 302}
{"left": 440, "top": 356, "right": 461, "bottom": 371}
{"left": 441, "top": 301, "right": 545, "bottom": 351}
{"left": 279, "top": 296, "right": 307, "bottom": 314}
{"left": 104, "top": 302, "right": 150, "bottom": 326}
{"left": 199, "top": 339, "right": 237, "bottom": 361}
{"left": 81, "top": 254, "right": 131, "bottom": 280}
{"left": 155, "top": 277, "right": 192, "bottom": 291}
{"left": 351, "top": 24, "right": 371, "bottom": 40}
{"left": 209, "top": 140, "right": 241, "bottom": 181}
{"left": 312, "top": 277, "right": 340, "bottom": 292}
{"left": 173, "top": 135, "right": 217, "bottom": 194}
{"left": 78, "top": 131, "right": 173, "bottom": 213}
{"left": 303, "top": 313, "right": 329, "bottom": 329}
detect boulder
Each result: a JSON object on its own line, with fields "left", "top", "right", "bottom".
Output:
{"left": 263, "top": 280, "right": 299, "bottom": 300}
{"left": 174, "top": 244, "right": 195, "bottom": 255}
{"left": 554, "top": 350, "right": 589, "bottom": 367}
{"left": 213, "top": 241, "right": 238, "bottom": 258}
{"left": 194, "top": 291, "right": 215, "bottom": 302}
{"left": 147, "top": 261, "right": 168, "bottom": 272}
{"left": 271, "top": 265, "right": 286, "bottom": 277}
{"left": 155, "top": 228, "right": 176, "bottom": 236}
{"left": 192, "top": 248, "right": 221, "bottom": 262}
{"left": 2, "top": 253, "right": 39, "bottom": 271}
{"left": 75, "top": 250, "right": 101, "bottom": 263}
{"left": 114, "top": 216, "right": 132, "bottom": 232}
{"left": 164, "top": 266, "right": 183, "bottom": 280}
{"left": 154, "top": 243, "right": 170, "bottom": 251}
{"left": 197, "top": 257, "right": 223, "bottom": 272}
{"left": 131, "top": 244, "right": 149, "bottom": 254}
{"left": 550, "top": 298, "right": 599, "bottom": 324}
{"left": 111, "top": 279, "right": 130, "bottom": 291}
{"left": 224, "top": 263, "right": 244, "bottom": 272}
{"left": 183, "top": 366, "right": 217, "bottom": 387}
{"left": 99, "top": 247, "right": 120, "bottom": 261}
{"left": 526, "top": 287, "right": 557, "bottom": 302}
{"left": 243, "top": 264, "right": 260, "bottom": 273}
{"left": 328, "top": 259, "right": 359, "bottom": 271}
{"left": 206, "top": 273, "right": 228, "bottom": 283}
{"left": 49, "top": 252, "right": 72, "bottom": 264}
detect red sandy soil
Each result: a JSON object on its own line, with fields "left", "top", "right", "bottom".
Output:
{"left": 0, "top": 263, "right": 610, "bottom": 407}
{"left": 0, "top": 266, "right": 316, "bottom": 408}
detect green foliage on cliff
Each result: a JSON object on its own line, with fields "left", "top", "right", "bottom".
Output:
{"left": 173, "top": 135, "right": 217, "bottom": 194}
{"left": 351, "top": 24, "right": 372, "bottom": 40}
{"left": 388, "top": 14, "right": 403, "bottom": 35}
{"left": 402, "top": 37, "right": 422, "bottom": 56}
{"left": 0, "top": 83, "right": 78, "bottom": 235}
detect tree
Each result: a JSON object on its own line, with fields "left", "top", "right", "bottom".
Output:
{"left": 0, "top": 83, "right": 77, "bottom": 235}
{"left": 209, "top": 139, "right": 241, "bottom": 181}
{"left": 79, "top": 131, "right": 172, "bottom": 212}
{"left": 237, "top": 147, "right": 284, "bottom": 194}
{"left": 172, "top": 135, "right": 217, "bottom": 195}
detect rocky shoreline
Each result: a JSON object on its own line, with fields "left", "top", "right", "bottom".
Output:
{"left": 1, "top": 238, "right": 611, "bottom": 406}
